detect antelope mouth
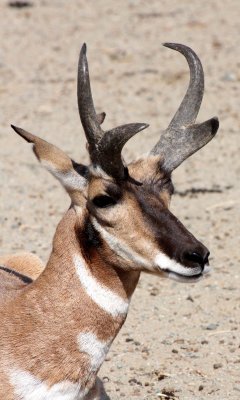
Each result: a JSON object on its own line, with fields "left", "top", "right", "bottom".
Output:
{"left": 155, "top": 254, "right": 211, "bottom": 283}
{"left": 164, "top": 270, "right": 203, "bottom": 283}
{"left": 162, "top": 265, "right": 211, "bottom": 283}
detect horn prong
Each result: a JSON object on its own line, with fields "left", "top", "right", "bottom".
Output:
{"left": 96, "top": 123, "right": 149, "bottom": 179}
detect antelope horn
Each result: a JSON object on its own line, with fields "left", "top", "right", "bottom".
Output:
{"left": 96, "top": 123, "right": 149, "bottom": 179}
{"left": 151, "top": 43, "right": 219, "bottom": 171}
{"left": 78, "top": 44, "right": 149, "bottom": 180}
{"left": 77, "top": 43, "right": 104, "bottom": 150}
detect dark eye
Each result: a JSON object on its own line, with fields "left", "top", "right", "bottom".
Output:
{"left": 163, "top": 178, "right": 174, "bottom": 194}
{"left": 92, "top": 195, "right": 117, "bottom": 208}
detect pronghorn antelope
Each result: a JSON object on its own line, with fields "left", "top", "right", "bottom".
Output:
{"left": 0, "top": 43, "right": 219, "bottom": 400}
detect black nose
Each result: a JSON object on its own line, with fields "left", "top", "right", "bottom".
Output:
{"left": 182, "top": 248, "right": 210, "bottom": 271}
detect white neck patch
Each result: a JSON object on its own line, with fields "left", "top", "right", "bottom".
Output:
{"left": 78, "top": 332, "right": 112, "bottom": 373}
{"left": 74, "top": 254, "right": 129, "bottom": 317}
{"left": 9, "top": 369, "right": 84, "bottom": 400}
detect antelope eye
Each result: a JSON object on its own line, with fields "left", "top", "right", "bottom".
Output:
{"left": 92, "top": 195, "right": 117, "bottom": 208}
{"left": 163, "top": 178, "right": 174, "bottom": 194}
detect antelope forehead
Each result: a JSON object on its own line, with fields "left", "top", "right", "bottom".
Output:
{"left": 127, "top": 154, "right": 164, "bottom": 180}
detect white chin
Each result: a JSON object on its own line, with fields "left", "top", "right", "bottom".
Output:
{"left": 166, "top": 271, "right": 203, "bottom": 283}
{"left": 155, "top": 253, "right": 211, "bottom": 283}
{"left": 162, "top": 266, "right": 211, "bottom": 283}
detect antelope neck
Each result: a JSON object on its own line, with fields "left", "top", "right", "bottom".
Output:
{"left": 7, "top": 208, "right": 140, "bottom": 390}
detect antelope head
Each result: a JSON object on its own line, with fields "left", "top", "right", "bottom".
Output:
{"left": 12, "top": 43, "right": 219, "bottom": 283}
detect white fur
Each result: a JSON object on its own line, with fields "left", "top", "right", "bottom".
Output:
{"left": 92, "top": 218, "right": 152, "bottom": 269}
{"left": 53, "top": 170, "right": 86, "bottom": 190}
{"left": 74, "top": 255, "right": 129, "bottom": 317}
{"left": 89, "top": 165, "right": 111, "bottom": 180}
{"left": 78, "top": 332, "right": 111, "bottom": 372}
{"left": 41, "top": 160, "right": 86, "bottom": 190}
{"left": 155, "top": 252, "right": 201, "bottom": 276}
{"left": 9, "top": 369, "right": 84, "bottom": 400}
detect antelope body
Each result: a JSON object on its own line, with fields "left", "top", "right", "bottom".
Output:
{"left": 0, "top": 43, "right": 219, "bottom": 399}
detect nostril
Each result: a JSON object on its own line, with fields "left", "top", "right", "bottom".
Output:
{"left": 181, "top": 247, "right": 210, "bottom": 272}
{"left": 204, "top": 251, "right": 210, "bottom": 265}
{"left": 185, "top": 252, "right": 205, "bottom": 265}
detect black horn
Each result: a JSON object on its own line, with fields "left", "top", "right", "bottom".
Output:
{"left": 77, "top": 43, "right": 104, "bottom": 150}
{"left": 96, "top": 123, "right": 149, "bottom": 178}
{"left": 77, "top": 44, "right": 149, "bottom": 180}
{"left": 151, "top": 43, "right": 219, "bottom": 171}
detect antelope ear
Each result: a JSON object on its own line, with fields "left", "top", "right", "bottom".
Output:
{"left": 11, "top": 125, "right": 88, "bottom": 196}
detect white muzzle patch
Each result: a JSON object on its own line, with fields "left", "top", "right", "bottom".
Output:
{"left": 155, "top": 253, "right": 210, "bottom": 282}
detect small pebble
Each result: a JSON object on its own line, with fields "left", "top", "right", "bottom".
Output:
{"left": 221, "top": 72, "right": 237, "bottom": 82}
{"left": 134, "top": 341, "right": 140, "bottom": 346}
{"left": 8, "top": 1, "right": 32, "bottom": 7}
{"left": 213, "top": 363, "right": 223, "bottom": 369}
{"left": 203, "top": 323, "right": 219, "bottom": 331}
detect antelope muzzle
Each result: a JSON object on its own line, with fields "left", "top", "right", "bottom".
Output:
{"left": 153, "top": 208, "right": 210, "bottom": 282}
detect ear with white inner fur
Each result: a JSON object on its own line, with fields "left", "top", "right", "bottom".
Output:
{"left": 11, "top": 125, "right": 88, "bottom": 199}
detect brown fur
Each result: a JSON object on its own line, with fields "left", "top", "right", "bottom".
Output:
{"left": 0, "top": 123, "right": 210, "bottom": 399}
{"left": 0, "top": 139, "right": 207, "bottom": 398}
{"left": 1, "top": 41, "right": 218, "bottom": 398}
{"left": 0, "top": 252, "right": 44, "bottom": 280}
{"left": 0, "top": 208, "right": 139, "bottom": 398}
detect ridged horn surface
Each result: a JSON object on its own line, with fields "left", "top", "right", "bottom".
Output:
{"left": 151, "top": 43, "right": 219, "bottom": 171}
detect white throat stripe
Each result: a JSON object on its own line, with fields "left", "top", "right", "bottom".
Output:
{"left": 74, "top": 255, "right": 129, "bottom": 317}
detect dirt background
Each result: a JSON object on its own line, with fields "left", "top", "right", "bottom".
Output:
{"left": 0, "top": 1, "right": 239, "bottom": 399}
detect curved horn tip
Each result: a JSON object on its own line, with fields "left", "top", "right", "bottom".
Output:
{"left": 163, "top": 42, "right": 179, "bottom": 49}
{"left": 210, "top": 117, "right": 219, "bottom": 135}
{"left": 128, "top": 122, "right": 149, "bottom": 134}
{"left": 138, "top": 123, "right": 149, "bottom": 132}
{"left": 80, "top": 43, "right": 87, "bottom": 55}
{"left": 163, "top": 42, "right": 190, "bottom": 52}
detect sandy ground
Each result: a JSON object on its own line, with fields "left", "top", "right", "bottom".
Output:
{"left": 0, "top": 1, "right": 239, "bottom": 399}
